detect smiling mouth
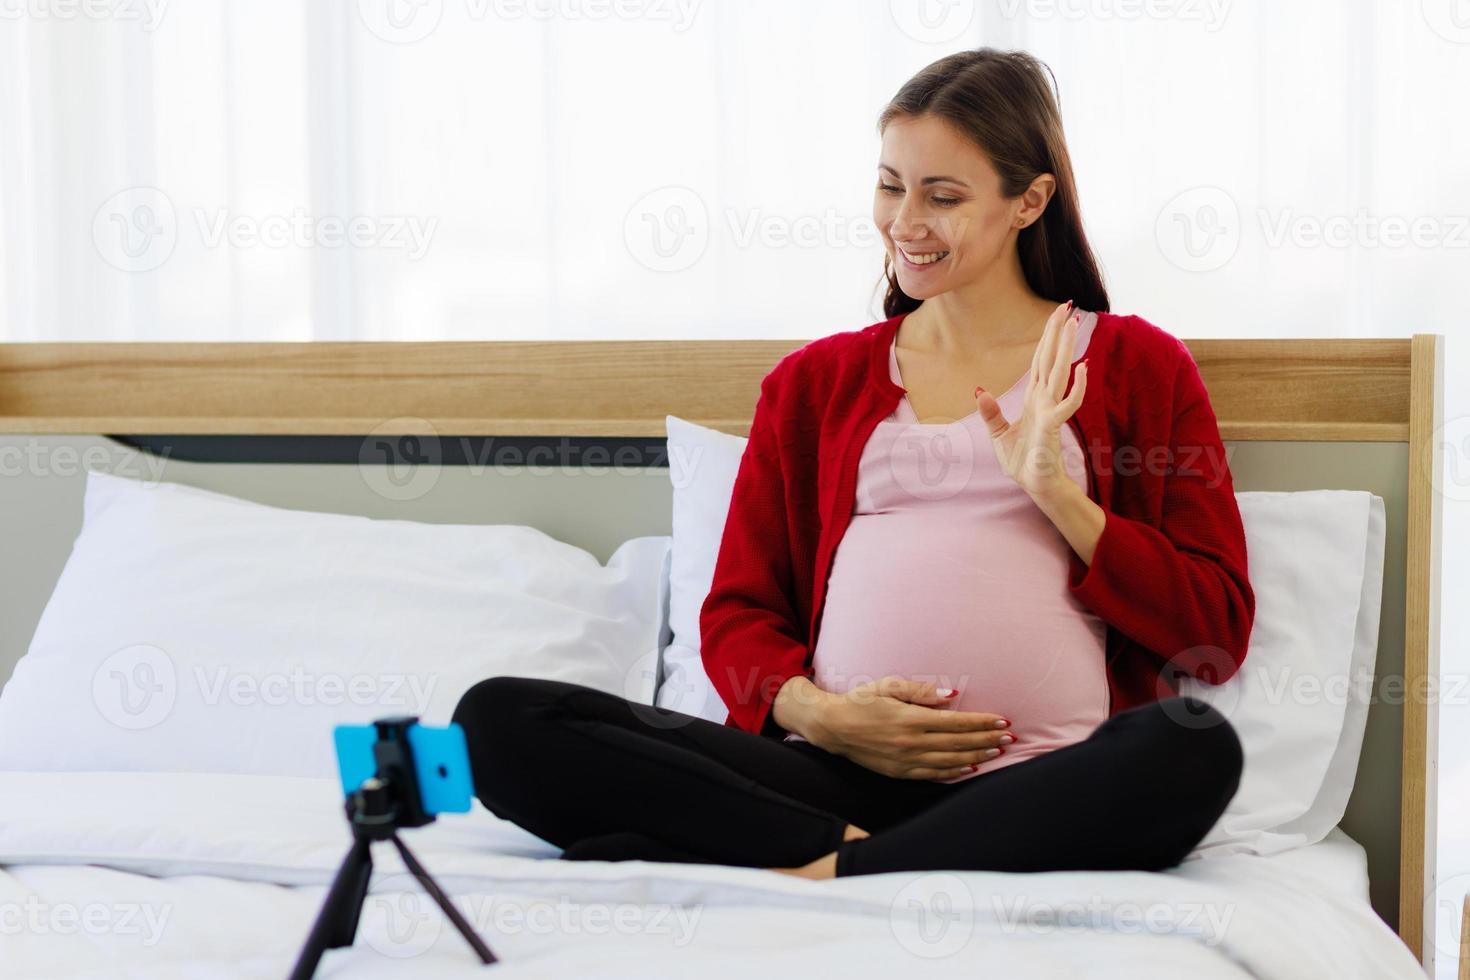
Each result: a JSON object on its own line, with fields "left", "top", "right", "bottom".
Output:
{"left": 897, "top": 247, "right": 951, "bottom": 268}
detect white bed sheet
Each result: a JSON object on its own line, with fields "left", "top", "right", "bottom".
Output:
{"left": 0, "top": 772, "right": 1424, "bottom": 979}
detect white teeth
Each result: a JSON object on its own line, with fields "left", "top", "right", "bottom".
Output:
{"left": 902, "top": 249, "right": 950, "bottom": 266}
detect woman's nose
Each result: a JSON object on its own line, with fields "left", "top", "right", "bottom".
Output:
{"left": 887, "top": 197, "right": 925, "bottom": 242}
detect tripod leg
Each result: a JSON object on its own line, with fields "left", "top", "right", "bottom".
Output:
{"left": 390, "top": 834, "right": 498, "bottom": 965}
{"left": 289, "top": 836, "right": 374, "bottom": 980}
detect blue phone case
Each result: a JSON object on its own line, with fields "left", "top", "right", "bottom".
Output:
{"left": 333, "top": 722, "right": 474, "bottom": 815}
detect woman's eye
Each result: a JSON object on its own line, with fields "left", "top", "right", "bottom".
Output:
{"left": 877, "top": 183, "right": 961, "bottom": 208}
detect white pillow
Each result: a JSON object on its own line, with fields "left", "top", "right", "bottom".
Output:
{"left": 661, "top": 414, "right": 1385, "bottom": 855}
{"left": 658, "top": 415, "right": 750, "bottom": 722}
{"left": 0, "top": 470, "right": 670, "bottom": 778}
{"left": 1183, "top": 491, "right": 1385, "bottom": 857}
{"left": 1296, "top": 493, "right": 1385, "bottom": 833}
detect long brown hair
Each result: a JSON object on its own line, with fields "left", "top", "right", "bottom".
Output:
{"left": 876, "top": 48, "right": 1109, "bottom": 319}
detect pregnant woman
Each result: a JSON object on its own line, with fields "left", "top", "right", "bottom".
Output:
{"left": 453, "top": 47, "right": 1254, "bottom": 879}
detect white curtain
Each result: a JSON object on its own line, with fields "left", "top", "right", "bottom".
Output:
{"left": 2, "top": 3, "right": 1468, "bottom": 972}
{"left": 2, "top": 0, "right": 1464, "bottom": 345}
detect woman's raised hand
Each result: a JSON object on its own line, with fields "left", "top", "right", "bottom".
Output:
{"left": 975, "top": 300, "right": 1088, "bottom": 500}
{"left": 793, "top": 676, "right": 1014, "bottom": 781}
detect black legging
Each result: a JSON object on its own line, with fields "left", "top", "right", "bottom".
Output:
{"left": 451, "top": 676, "right": 1243, "bottom": 876}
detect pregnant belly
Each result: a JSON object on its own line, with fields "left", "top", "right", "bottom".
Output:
{"left": 798, "top": 515, "right": 1111, "bottom": 783}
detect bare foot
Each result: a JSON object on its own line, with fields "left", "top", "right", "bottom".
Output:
{"left": 769, "top": 851, "right": 837, "bottom": 879}
{"left": 767, "top": 824, "right": 869, "bottom": 879}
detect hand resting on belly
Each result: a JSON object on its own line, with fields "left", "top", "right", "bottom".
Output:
{"left": 772, "top": 674, "right": 1016, "bottom": 780}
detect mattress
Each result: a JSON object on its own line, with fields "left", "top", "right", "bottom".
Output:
{"left": 0, "top": 771, "right": 1424, "bottom": 979}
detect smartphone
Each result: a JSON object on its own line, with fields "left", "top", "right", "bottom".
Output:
{"left": 333, "top": 720, "right": 474, "bottom": 816}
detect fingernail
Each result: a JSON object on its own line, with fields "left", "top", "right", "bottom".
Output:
{"left": 966, "top": 764, "right": 979, "bottom": 772}
{"left": 999, "top": 734, "right": 1014, "bottom": 745}
{"left": 973, "top": 386, "right": 986, "bottom": 398}
{"left": 995, "top": 719, "right": 1010, "bottom": 728}
{"left": 938, "top": 687, "right": 958, "bottom": 699}
{"left": 1066, "top": 299, "right": 1074, "bottom": 310}
{"left": 984, "top": 748, "right": 1001, "bottom": 758}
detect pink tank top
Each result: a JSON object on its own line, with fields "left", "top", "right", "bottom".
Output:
{"left": 785, "top": 312, "right": 1109, "bottom": 784}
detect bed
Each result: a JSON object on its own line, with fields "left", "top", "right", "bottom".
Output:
{"left": 0, "top": 330, "right": 1448, "bottom": 978}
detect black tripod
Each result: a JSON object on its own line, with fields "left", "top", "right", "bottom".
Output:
{"left": 289, "top": 720, "right": 498, "bottom": 979}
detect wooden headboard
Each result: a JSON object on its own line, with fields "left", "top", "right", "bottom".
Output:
{"left": 0, "top": 334, "right": 1446, "bottom": 970}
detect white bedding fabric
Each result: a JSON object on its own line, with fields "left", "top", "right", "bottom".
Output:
{"left": 0, "top": 772, "right": 1422, "bottom": 979}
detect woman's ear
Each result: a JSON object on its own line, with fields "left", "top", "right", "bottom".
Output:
{"left": 1017, "top": 173, "right": 1057, "bottom": 227}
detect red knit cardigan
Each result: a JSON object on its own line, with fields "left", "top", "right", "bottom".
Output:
{"left": 699, "top": 310, "right": 1256, "bottom": 738}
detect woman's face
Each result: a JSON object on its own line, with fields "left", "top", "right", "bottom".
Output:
{"left": 874, "top": 114, "right": 1038, "bottom": 301}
